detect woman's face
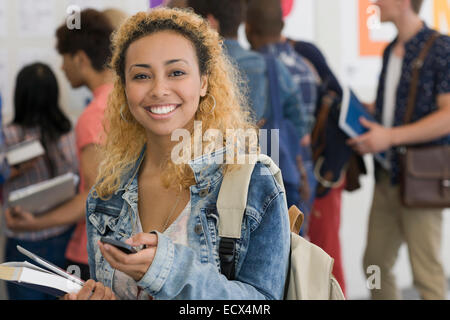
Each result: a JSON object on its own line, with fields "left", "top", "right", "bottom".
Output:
{"left": 124, "top": 30, "right": 208, "bottom": 137}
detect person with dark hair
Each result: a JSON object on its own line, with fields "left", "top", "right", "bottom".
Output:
{"left": 245, "top": 0, "right": 318, "bottom": 230}
{"left": 5, "top": 9, "right": 115, "bottom": 284}
{"left": 246, "top": 0, "right": 317, "bottom": 137}
{"left": 348, "top": 0, "right": 450, "bottom": 299}
{"left": 186, "top": 0, "right": 309, "bottom": 216}
{"left": 187, "top": 0, "right": 307, "bottom": 137}
{"left": 2, "top": 63, "right": 78, "bottom": 300}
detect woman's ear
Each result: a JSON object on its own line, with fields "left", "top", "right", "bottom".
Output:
{"left": 200, "top": 75, "right": 208, "bottom": 98}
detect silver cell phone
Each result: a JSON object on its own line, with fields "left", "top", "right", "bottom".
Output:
{"left": 100, "top": 237, "right": 137, "bottom": 254}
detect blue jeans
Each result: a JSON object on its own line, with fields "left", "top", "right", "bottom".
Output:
{"left": 4, "top": 226, "right": 75, "bottom": 300}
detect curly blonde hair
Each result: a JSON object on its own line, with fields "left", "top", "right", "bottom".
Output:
{"left": 94, "top": 7, "right": 257, "bottom": 199}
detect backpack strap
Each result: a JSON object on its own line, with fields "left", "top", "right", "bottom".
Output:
{"left": 217, "top": 154, "right": 284, "bottom": 279}
{"left": 403, "top": 31, "right": 440, "bottom": 125}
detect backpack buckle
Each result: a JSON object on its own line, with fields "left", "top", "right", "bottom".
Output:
{"left": 219, "top": 237, "right": 236, "bottom": 280}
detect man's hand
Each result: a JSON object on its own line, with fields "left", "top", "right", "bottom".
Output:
{"left": 62, "top": 279, "right": 116, "bottom": 300}
{"left": 4, "top": 207, "right": 41, "bottom": 232}
{"left": 347, "top": 117, "right": 393, "bottom": 155}
{"left": 300, "top": 134, "right": 311, "bottom": 147}
{"left": 9, "top": 159, "right": 39, "bottom": 180}
{"left": 99, "top": 233, "right": 158, "bottom": 282}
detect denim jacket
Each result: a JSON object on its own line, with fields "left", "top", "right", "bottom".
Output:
{"left": 223, "top": 39, "right": 308, "bottom": 139}
{"left": 258, "top": 41, "right": 318, "bottom": 135}
{"left": 86, "top": 147, "right": 291, "bottom": 299}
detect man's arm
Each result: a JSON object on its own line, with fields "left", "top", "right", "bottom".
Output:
{"left": 348, "top": 93, "right": 450, "bottom": 154}
{"left": 5, "top": 144, "right": 102, "bottom": 231}
{"left": 390, "top": 93, "right": 450, "bottom": 145}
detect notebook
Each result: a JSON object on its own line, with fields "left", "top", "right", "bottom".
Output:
{"left": 8, "top": 172, "right": 79, "bottom": 214}
{"left": 0, "top": 246, "right": 84, "bottom": 297}
{"left": 6, "top": 139, "right": 45, "bottom": 166}
{"left": 339, "top": 87, "right": 390, "bottom": 170}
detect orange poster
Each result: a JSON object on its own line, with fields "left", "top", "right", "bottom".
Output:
{"left": 434, "top": 0, "right": 450, "bottom": 34}
{"left": 359, "top": 0, "right": 388, "bottom": 57}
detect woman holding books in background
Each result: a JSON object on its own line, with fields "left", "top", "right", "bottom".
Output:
{"left": 1, "top": 62, "right": 78, "bottom": 300}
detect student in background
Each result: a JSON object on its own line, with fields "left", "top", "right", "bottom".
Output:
{"left": 187, "top": 0, "right": 308, "bottom": 214}
{"left": 2, "top": 63, "right": 78, "bottom": 300}
{"left": 246, "top": 0, "right": 317, "bottom": 140}
{"left": 348, "top": 0, "right": 450, "bottom": 299}
{"left": 5, "top": 9, "right": 115, "bottom": 283}
{"left": 245, "top": 0, "right": 318, "bottom": 229}
{"left": 102, "top": 8, "right": 129, "bottom": 31}
{"left": 286, "top": 8, "right": 358, "bottom": 297}
{"left": 187, "top": 0, "right": 306, "bottom": 134}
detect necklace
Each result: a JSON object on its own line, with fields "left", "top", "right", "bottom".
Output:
{"left": 161, "top": 190, "right": 182, "bottom": 232}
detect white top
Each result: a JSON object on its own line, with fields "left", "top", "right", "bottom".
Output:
{"left": 382, "top": 52, "right": 404, "bottom": 128}
{"left": 112, "top": 200, "right": 191, "bottom": 300}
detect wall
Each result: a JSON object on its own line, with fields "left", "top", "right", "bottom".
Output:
{"left": 0, "top": 0, "right": 149, "bottom": 125}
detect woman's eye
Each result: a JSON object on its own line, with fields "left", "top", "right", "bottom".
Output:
{"left": 133, "top": 74, "right": 150, "bottom": 80}
{"left": 170, "top": 70, "right": 185, "bottom": 77}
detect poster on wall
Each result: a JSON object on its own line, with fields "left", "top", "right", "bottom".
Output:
{"left": 341, "top": 0, "right": 450, "bottom": 96}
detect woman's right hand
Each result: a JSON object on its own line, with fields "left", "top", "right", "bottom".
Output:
{"left": 62, "top": 279, "right": 116, "bottom": 300}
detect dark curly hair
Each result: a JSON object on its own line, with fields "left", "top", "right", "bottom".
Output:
{"left": 188, "top": 0, "right": 245, "bottom": 38}
{"left": 56, "top": 9, "right": 114, "bottom": 71}
{"left": 246, "top": 0, "right": 284, "bottom": 37}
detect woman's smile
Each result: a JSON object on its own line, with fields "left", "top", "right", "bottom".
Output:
{"left": 144, "top": 103, "right": 182, "bottom": 119}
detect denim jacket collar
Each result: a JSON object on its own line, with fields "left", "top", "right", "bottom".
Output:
{"left": 119, "top": 144, "right": 228, "bottom": 194}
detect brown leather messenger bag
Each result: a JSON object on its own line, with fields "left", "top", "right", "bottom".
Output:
{"left": 399, "top": 32, "right": 450, "bottom": 208}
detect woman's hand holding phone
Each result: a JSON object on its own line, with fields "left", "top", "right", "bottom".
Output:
{"left": 98, "top": 232, "right": 159, "bottom": 282}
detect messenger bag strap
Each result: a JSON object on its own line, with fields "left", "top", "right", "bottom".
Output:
{"left": 403, "top": 32, "right": 440, "bottom": 125}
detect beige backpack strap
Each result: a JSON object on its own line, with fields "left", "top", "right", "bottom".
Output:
{"left": 217, "top": 154, "right": 288, "bottom": 280}
{"left": 217, "top": 154, "right": 284, "bottom": 238}
{"left": 217, "top": 161, "right": 256, "bottom": 239}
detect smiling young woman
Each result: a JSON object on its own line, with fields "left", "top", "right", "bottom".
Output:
{"left": 66, "top": 7, "right": 291, "bottom": 300}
